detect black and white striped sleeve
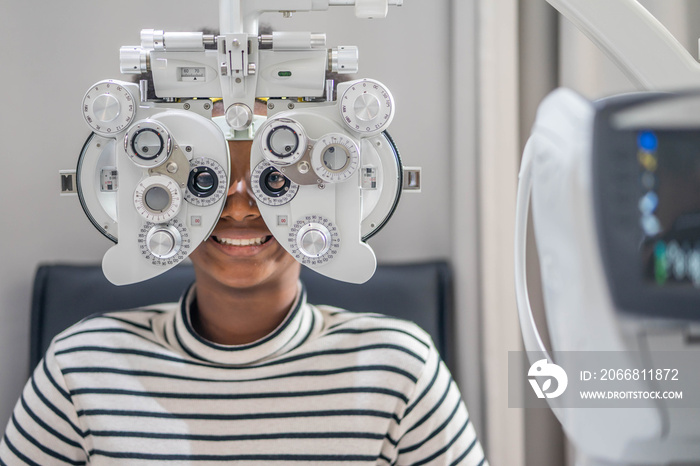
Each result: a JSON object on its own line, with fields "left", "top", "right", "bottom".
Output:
{"left": 0, "top": 343, "right": 87, "bottom": 465}
{"left": 395, "top": 343, "right": 487, "bottom": 466}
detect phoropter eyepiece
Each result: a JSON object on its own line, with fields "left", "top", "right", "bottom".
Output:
{"left": 187, "top": 166, "right": 219, "bottom": 198}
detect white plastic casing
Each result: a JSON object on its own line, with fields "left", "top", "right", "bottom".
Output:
{"left": 249, "top": 79, "right": 400, "bottom": 284}
{"left": 79, "top": 80, "right": 230, "bottom": 285}
{"left": 101, "top": 106, "right": 229, "bottom": 285}
{"left": 252, "top": 105, "right": 377, "bottom": 284}
{"left": 256, "top": 50, "right": 327, "bottom": 98}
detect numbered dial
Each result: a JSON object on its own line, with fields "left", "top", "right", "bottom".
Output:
{"left": 82, "top": 80, "right": 136, "bottom": 135}
{"left": 185, "top": 157, "right": 228, "bottom": 207}
{"left": 134, "top": 175, "right": 183, "bottom": 223}
{"left": 260, "top": 118, "right": 307, "bottom": 166}
{"left": 145, "top": 224, "right": 182, "bottom": 259}
{"left": 252, "top": 160, "right": 299, "bottom": 206}
{"left": 340, "top": 79, "right": 395, "bottom": 135}
{"left": 124, "top": 120, "right": 172, "bottom": 168}
{"left": 311, "top": 133, "right": 360, "bottom": 183}
{"left": 288, "top": 216, "right": 340, "bottom": 266}
{"left": 139, "top": 219, "right": 191, "bottom": 265}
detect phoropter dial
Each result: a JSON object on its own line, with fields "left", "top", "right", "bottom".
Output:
{"left": 124, "top": 120, "right": 172, "bottom": 168}
{"left": 298, "top": 223, "right": 332, "bottom": 257}
{"left": 289, "top": 216, "right": 340, "bottom": 266}
{"left": 340, "top": 79, "right": 395, "bottom": 136}
{"left": 138, "top": 219, "right": 191, "bottom": 266}
{"left": 145, "top": 224, "right": 182, "bottom": 259}
{"left": 134, "top": 175, "right": 182, "bottom": 223}
{"left": 252, "top": 160, "right": 299, "bottom": 206}
{"left": 82, "top": 80, "right": 136, "bottom": 136}
{"left": 185, "top": 157, "right": 228, "bottom": 207}
{"left": 310, "top": 133, "right": 360, "bottom": 183}
{"left": 260, "top": 118, "right": 307, "bottom": 166}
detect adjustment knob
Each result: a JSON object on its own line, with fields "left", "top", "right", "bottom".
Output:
{"left": 339, "top": 79, "right": 394, "bottom": 135}
{"left": 297, "top": 223, "right": 332, "bottom": 258}
{"left": 329, "top": 46, "right": 359, "bottom": 74}
{"left": 225, "top": 103, "right": 253, "bottom": 130}
{"left": 82, "top": 80, "right": 136, "bottom": 135}
{"left": 141, "top": 29, "right": 165, "bottom": 50}
{"left": 288, "top": 216, "right": 340, "bottom": 265}
{"left": 146, "top": 225, "right": 182, "bottom": 259}
{"left": 119, "top": 46, "right": 149, "bottom": 74}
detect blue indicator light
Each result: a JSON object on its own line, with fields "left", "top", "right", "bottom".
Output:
{"left": 638, "top": 131, "right": 658, "bottom": 151}
{"left": 638, "top": 191, "right": 659, "bottom": 215}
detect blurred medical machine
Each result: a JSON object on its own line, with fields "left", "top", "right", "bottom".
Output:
{"left": 517, "top": 0, "right": 700, "bottom": 465}
{"left": 63, "top": 0, "right": 420, "bottom": 285}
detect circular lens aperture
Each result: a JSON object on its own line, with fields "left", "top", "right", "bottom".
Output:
{"left": 144, "top": 185, "right": 171, "bottom": 212}
{"left": 265, "top": 170, "right": 287, "bottom": 193}
{"left": 251, "top": 161, "right": 299, "bottom": 206}
{"left": 267, "top": 126, "right": 299, "bottom": 158}
{"left": 194, "top": 172, "right": 215, "bottom": 191}
{"left": 322, "top": 145, "right": 350, "bottom": 172}
{"left": 132, "top": 128, "right": 164, "bottom": 160}
{"left": 261, "top": 167, "right": 291, "bottom": 197}
{"left": 310, "top": 133, "right": 359, "bottom": 183}
{"left": 187, "top": 166, "right": 219, "bottom": 198}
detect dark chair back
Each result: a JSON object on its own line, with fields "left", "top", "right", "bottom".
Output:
{"left": 30, "top": 262, "right": 453, "bottom": 369}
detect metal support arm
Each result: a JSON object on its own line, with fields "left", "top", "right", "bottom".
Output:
{"left": 547, "top": 0, "right": 700, "bottom": 90}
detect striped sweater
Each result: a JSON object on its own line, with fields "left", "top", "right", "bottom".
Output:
{"left": 1, "top": 284, "right": 487, "bottom": 465}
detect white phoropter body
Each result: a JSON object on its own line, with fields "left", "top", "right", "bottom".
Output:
{"left": 79, "top": 81, "right": 230, "bottom": 285}
{"left": 72, "top": 1, "right": 417, "bottom": 286}
{"left": 250, "top": 79, "right": 402, "bottom": 284}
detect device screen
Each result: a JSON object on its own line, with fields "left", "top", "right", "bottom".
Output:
{"left": 639, "top": 130, "right": 700, "bottom": 288}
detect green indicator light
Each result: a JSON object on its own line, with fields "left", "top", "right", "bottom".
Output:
{"left": 654, "top": 241, "right": 668, "bottom": 285}
{"left": 278, "top": 71, "right": 292, "bottom": 77}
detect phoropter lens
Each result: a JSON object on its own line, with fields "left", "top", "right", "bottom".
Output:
{"left": 131, "top": 128, "right": 164, "bottom": 160}
{"left": 144, "top": 185, "right": 171, "bottom": 212}
{"left": 194, "top": 172, "right": 215, "bottom": 191}
{"left": 260, "top": 167, "right": 291, "bottom": 197}
{"left": 322, "top": 145, "right": 349, "bottom": 172}
{"left": 267, "top": 126, "right": 299, "bottom": 158}
{"left": 265, "top": 171, "right": 287, "bottom": 192}
{"left": 187, "top": 166, "right": 219, "bottom": 198}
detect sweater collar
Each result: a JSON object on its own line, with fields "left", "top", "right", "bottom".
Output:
{"left": 173, "top": 282, "right": 312, "bottom": 366}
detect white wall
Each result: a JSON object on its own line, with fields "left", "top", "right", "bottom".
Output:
{"left": 0, "top": 0, "right": 457, "bottom": 429}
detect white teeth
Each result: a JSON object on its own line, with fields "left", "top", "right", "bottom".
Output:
{"left": 215, "top": 236, "right": 267, "bottom": 246}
